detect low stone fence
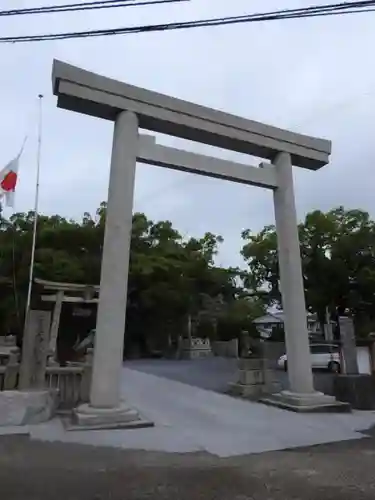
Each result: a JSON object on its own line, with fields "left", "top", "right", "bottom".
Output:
{"left": 46, "top": 352, "right": 93, "bottom": 409}
{"left": 0, "top": 349, "right": 93, "bottom": 410}
{"left": 211, "top": 339, "right": 238, "bottom": 358}
{"left": 45, "top": 367, "right": 89, "bottom": 409}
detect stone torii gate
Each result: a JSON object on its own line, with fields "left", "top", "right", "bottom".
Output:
{"left": 52, "top": 60, "right": 337, "bottom": 427}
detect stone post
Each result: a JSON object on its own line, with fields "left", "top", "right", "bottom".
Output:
{"left": 240, "top": 330, "right": 250, "bottom": 358}
{"left": 80, "top": 348, "right": 94, "bottom": 403}
{"left": 48, "top": 290, "right": 64, "bottom": 360}
{"left": 338, "top": 316, "right": 359, "bottom": 374}
{"left": 90, "top": 110, "right": 138, "bottom": 408}
{"left": 19, "top": 310, "right": 51, "bottom": 390}
{"left": 73, "top": 111, "right": 149, "bottom": 428}
{"left": 0, "top": 310, "right": 58, "bottom": 427}
{"left": 270, "top": 152, "right": 337, "bottom": 410}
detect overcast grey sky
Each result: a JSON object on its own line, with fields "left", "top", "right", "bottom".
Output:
{"left": 1, "top": 0, "right": 374, "bottom": 268}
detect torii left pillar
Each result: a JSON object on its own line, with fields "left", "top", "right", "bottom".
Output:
{"left": 74, "top": 111, "right": 152, "bottom": 428}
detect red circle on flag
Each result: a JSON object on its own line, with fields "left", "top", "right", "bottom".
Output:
{"left": 1, "top": 171, "right": 17, "bottom": 192}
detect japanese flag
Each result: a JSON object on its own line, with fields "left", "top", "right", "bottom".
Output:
{"left": 0, "top": 147, "right": 23, "bottom": 209}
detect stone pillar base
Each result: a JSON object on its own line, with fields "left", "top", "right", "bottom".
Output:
{"left": 69, "top": 402, "right": 154, "bottom": 431}
{"left": 0, "top": 389, "right": 58, "bottom": 426}
{"left": 260, "top": 390, "right": 351, "bottom": 413}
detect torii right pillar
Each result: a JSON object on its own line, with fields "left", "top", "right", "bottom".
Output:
{"left": 264, "top": 151, "right": 349, "bottom": 412}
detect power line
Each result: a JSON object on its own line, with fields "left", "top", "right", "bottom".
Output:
{"left": 0, "top": 0, "right": 188, "bottom": 17}
{"left": 1, "top": 0, "right": 370, "bottom": 18}
{"left": 1, "top": 1, "right": 375, "bottom": 43}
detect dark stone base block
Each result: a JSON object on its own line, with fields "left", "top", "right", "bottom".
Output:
{"left": 333, "top": 374, "right": 375, "bottom": 410}
{"left": 260, "top": 395, "right": 351, "bottom": 413}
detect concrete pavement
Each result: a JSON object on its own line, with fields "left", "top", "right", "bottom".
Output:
{"left": 5, "top": 365, "right": 375, "bottom": 458}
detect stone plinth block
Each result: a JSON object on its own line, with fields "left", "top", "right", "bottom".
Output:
{"left": 71, "top": 403, "right": 154, "bottom": 431}
{"left": 228, "top": 357, "right": 272, "bottom": 400}
{"left": 0, "top": 389, "right": 58, "bottom": 426}
{"left": 260, "top": 390, "right": 351, "bottom": 413}
{"left": 228, "top": 382, "right": 264, "bottom": 399}
{"left": 333, "top": 374, "right": 375, "bottom": 410}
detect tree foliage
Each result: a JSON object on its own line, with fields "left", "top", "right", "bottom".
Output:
{"left": 241, "top": 206, "right": 375, "bottom": 334}
{"left": 0, "top": 203, "right": 264, "bottom": 350}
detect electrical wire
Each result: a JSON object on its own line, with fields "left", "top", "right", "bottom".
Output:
{"left": 0, "top": 0, "right": 371, "bottom": 18}
{"left": 0, "top": 0, "right": 187, "bottom": 17}
{"left": 1, "top": 1, "right": 375, "bottom": 43}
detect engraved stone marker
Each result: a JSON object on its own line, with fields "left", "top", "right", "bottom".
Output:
{"left": 338, "top": 315, "right": 359, "bottom": 375}
{"left": 19, "top": 310, "right": 51, "bottom": 390}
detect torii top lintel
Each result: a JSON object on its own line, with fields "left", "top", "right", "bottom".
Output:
{"left": 52, "top": 59, "right": 331, "bottom": 170}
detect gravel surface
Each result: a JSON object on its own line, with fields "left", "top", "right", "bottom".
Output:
{"left": 1, "top": 434, "right": 375, "bottom": 499}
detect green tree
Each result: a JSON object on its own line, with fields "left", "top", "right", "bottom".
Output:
{"left": 0, "top": 203, "right": 244, "bottom": 352}
{"left": 241, "top": 207, "right": 375, "bottom": 335}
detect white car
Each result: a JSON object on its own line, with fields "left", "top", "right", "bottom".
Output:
{"left": 277, "top": 343, "right": 341, "bottom": 373}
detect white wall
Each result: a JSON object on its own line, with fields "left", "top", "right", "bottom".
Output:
{"left": 357, "top": 347, "right": 372, "bottom": 375}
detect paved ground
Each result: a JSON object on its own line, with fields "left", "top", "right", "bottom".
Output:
{"left": 2, "top": 359, "right": 373, "bottom": 498}
{"left": 125, "top": 357, "right": 334, "bottom": 394}
{"left": 21, "top": 367, "right": 375, "bottom": 457}
{"left": 1, "top": 433, "right": 375, "bottom": 499}
{"left": 125, "top": 357, "right": 239, "bottom": 392}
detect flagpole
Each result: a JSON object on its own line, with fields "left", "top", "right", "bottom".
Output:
{"left": 24, "top": 94, "right": 43, "bottom": 326}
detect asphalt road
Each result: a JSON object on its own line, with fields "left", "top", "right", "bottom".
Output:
{"left": 125, "top": 357, "right": 334, "bottom": 395}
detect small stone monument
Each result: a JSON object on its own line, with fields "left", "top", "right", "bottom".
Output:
{"left": 181, "top": 337, "right": 212, "bottom": 359}
{"left": 228, "top": 338, "right": 280, "bottom": 399}
{"left": 0, "top": 310, "right": 58, "bottom": 427}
